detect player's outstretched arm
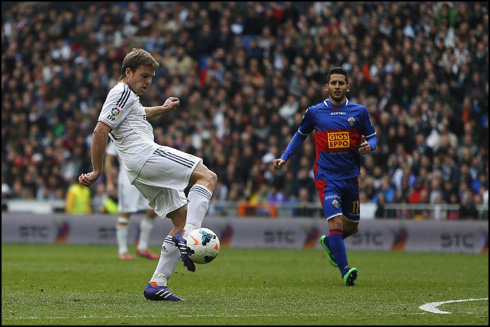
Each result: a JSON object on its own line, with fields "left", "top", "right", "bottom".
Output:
{"left": 273, "top": 130, "right": 308, "bottom": 170}
{"left": 145, "top": 97, "right": 180, "bottom": 119}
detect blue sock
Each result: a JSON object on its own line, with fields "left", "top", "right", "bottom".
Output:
{"left": 325, "top": 232, "right": 352, "bottom": 244}
{"left": 328, "top": 229, "right": 350, "bottom": 277}
{"left": 324, "top": 235, "right": 330, "bottom": 247}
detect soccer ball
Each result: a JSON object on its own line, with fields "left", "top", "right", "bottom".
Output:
{"left": 186, "top": 228, "right": 220, "bottom": 264}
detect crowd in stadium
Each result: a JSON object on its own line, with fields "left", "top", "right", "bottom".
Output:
{"left": 1, "top": 2, "right": 488, "bottom": 219}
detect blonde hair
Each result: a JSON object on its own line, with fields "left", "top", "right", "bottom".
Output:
{"left": 120, "top": 48, "right": 159, "bottom": 79}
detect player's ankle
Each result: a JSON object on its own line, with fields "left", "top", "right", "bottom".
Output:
{"left": 183, "top": 223, "right": 198, "bottom": 239}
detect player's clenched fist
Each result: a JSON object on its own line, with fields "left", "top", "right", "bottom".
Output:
{"left": 162, "top": 97, "right": 180, "bottom": 111}
{"left": 273, "top": 158, "right": 287, "bottom": 169}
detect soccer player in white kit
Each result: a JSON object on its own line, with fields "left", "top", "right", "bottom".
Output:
{"left": 105, "top": 140, "right": 159, "bottom": 260}
{"left": 79, "top": 48, "right": 217, "bottom": 301}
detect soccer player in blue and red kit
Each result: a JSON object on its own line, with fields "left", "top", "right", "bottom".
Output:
{"left": 273, "top": 67, "right": 377, "bottom": 286}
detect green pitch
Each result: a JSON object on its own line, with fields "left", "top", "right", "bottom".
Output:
{"left": 2, "top": 243, "right": 488, "bottom": 325}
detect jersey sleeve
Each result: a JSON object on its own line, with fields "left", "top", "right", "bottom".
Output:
{"left": 280, "top": 107, "right": 314, "bottom": 161}
{"left": 297, "top": 107, "right": 315, "bottom": 135}
{"left": 98, "top": 84, "right": 134, "bottom": 129}
{"left": 361, "top": 107, "right": 376, "bottom": 138}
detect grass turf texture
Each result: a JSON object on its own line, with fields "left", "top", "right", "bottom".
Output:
{"left": 2, "top": 243, "right": 488, "bottom": 325}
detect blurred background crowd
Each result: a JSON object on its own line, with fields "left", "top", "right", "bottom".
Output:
{"left": 1, "top": 2, "right": 488, "bottom": 219}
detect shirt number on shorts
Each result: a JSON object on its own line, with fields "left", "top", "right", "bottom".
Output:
{"left": 352, "top": 200, "right": 360, "bottom": 214}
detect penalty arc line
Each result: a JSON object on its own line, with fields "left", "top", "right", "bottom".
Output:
{"left": 419, "top": 298, "right": 488, "bottom": 314}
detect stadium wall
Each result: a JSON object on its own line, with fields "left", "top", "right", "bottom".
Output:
{"left": 1, "top": 213, "right": 487, "bottom": 254}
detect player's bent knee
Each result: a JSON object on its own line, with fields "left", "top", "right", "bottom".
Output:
{"left": 207, "top": 170, "right": 218, "bottom": 187}
{"left": 191, "top": 165, "right": 218, "bottom": 189}
{"left": 199, "top": 169, "right": 218, "bottom": 190}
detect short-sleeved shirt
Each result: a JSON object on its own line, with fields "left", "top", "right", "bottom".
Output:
{"left": 98, "top": 82, "right": 158, "bottom": 182}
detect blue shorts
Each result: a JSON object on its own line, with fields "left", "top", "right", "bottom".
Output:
{"left": 315, "top": 177, "right": 360, "bottom": 222}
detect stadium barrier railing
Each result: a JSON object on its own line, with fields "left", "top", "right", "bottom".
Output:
{"left": 3, "top": 199, "right": 488, "bottom": 220}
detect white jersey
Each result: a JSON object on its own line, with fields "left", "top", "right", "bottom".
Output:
{"left": 100, "top": 82, "right": 202, "bottom": 218}
{"left": 99, "top": 82, "right": 158, "bottom": 182}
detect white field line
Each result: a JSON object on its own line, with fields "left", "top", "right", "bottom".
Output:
{"left": 9, "top": 299, "right": 489, "bottom": 321}
{"left": 419, "top": 298, "right": 488, "bottom": 314}
{"left": 7, "top": 312, "right": 429, "bottom": 320}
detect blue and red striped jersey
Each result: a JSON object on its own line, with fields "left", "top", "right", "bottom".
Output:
{"left": 282, "top": 99, "right": 376, "bottom": 181}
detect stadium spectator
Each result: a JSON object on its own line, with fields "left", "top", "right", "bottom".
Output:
{"left": 459, "top": 190, "right": 479, "bottom": 219}
{"left": 294, "top": 187, "right": 322, "bottom": 218}
{"left": 446, "top": 192, "right": 461, "bottom": 220}
{"left": 409, "top": 178, "right": 428, "bottom": 204}
{"left": 373, "top": 175, "right": 396, "bottom": 204}
{"left": 65, "top": 177, "right": 92, "bottom": 215}
{"left": 375, "top": 193, "right": 388, "bottom": 219}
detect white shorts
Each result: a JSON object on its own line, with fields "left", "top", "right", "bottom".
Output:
{"left": 132, "top": 146, "right": 202, "bottom": 218}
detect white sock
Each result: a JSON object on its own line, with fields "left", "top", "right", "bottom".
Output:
{"left": 186, "top": 184, "right": 213, "bottom": 229}
{"left": 116, "top": 219, "right": 129, "bottom": 254}
{"left": 183, "top": 223, "right": 198, "bottom": 241}
{"left": 150, "top": 236, "right": 180, "bottom": 286}
{"left": 137, "top": 217, "right": 154, "bottom": 251}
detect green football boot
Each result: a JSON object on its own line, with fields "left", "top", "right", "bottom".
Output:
{"left": 343, "top": 267, "right": 358, "bottom": 286}
{"left": 319, "top": 235, "right": 338, "bottom": 267}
